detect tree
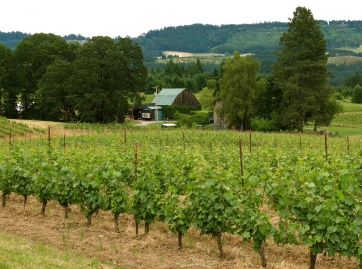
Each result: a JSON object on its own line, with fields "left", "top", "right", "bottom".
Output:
{"left": 343, "top": 72, "right": 362, "bottom": 88}
{"left": 0, "top": 44, "right": 20, "bottom": 118}
{"left": 198, "top": 87, "right": 215, "bottom": 111}
{"left": 271, "top": 7, "right": 330, "bottom": 132}
{"left": 217, "top": 51, "right": 266, "bottom": 130}
{"left": 352, "top": 84, "right": 362, "bottom": 103}
{"left": 35, "top": 59, "right": 74, "bottom": 121}
{"left": 68, "top": 37, "right": 147, "bottom": 123}
{"left": 14, "top": 33, "right": 71, "bottom": 119}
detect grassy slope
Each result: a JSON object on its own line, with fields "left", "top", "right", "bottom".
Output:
{"left": 319, "top": 100, "right": 362, "bottom": 136}
{"left": 0, "top": 232, "right": 103, "bottom": 269}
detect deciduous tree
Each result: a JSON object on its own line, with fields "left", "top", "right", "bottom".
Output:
{"left": 14, "top": 33, "right": 70, "bottom": 119}
{"left": 68, "top": 37, "right": 147, "bottom": 123}
{"left": 0, "top": 44, "right": 19, "bottom": 118}
{"left": 217, "top": 52, "right": 266, "bottom": 130}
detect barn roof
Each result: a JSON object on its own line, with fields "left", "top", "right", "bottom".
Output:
{"left": 151, "top": 88, "right": 185, "bottom": 106}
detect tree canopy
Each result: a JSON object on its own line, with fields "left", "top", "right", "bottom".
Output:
{"left": 0, "top": 44, "right": 20, "bottom": 118}
{"left": 38, "top": 37, "right": 147, "bottom": 123}
{"left": 14, "top": 33, "right": 71, "bottom": 119}
{"left": 271, "top": 7, "right": 333, "bottom": 132}
{"left": 217, "top": 52, "right": 266, "bottom": 130}
{"left": 1, "top": 34, "right": 148, "bottom": 123}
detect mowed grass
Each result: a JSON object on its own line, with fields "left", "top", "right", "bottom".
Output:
{"left": 339, "top": 100, "right": 362, "bottom": 112}
{"left": 320, "top": 100, "right": 362, "bottom": 136}
{"left": 0, "top": 231, "right": 104, "bottom": 269}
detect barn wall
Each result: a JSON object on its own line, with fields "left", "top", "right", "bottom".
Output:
{"left": 172, "top": 90, "right": 200, "bottom": 107}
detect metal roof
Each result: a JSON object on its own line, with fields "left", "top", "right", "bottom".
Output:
{"left": 151, "top": 88, "right": 186, "bottom": 106}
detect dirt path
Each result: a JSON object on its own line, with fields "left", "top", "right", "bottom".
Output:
{"left": 0, "top": 194, "right": 359, "bottom": 269}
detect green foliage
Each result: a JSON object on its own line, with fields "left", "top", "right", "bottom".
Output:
{"left": 351, "top": 85, "right": 362, "bottom": 103}
{"left": 161, "top": 187, "right": 192, "bottom": 245}
{"left": 343, "top": 72, "right": 362, "bottom": 88}
{"left": 3, "top": 128, "right": 362, "bottom": 265}
{"left": 162, "top": 105, "right": 200, "bottom": 119}
{"left": 174, "top": 111, "right": 210, "bottom": 128}
{"left": 14, "top": 33, "right": 71, "bottom": 119}
{"left": 36, "top": 59, "right": 74, "bottom": 121}
{"left": 67, "top": 37, "right": 147, "bottom": 123}
{"left": 272, "top": 7, "right": 331, "bottom": 132}
{"left": 188, "top": 164, "right": 240, "bottom": 236}
{"left": 0, "top": 44, "right": 20, "bottom": 118}
{"left": 266, "top": 151, "right": 362, "bottom": 266}
{"left": 198, "top": 87, "right": 215, "bottom": 111}
{"left": 131, "top": 154, "right": 162, "bottom": 229}
{"left": 218, "top": 52, "right": 266, "bottom": 130}
{"left": 250, "top": 117, "right": 278, "bottom": 131}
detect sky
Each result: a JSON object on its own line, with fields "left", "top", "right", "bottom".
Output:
{"left": 1, "top": 1, "right": 361, "bottom": 38}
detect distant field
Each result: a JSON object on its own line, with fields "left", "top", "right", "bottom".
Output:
{"left": 337, "top": 45, "right": 362, "bottom": 53}
{"left": 328, "top": 55, "right": 362, "bottom": 65}
{"left": 158, "top": 51, "right": 255, "bottom": 65}
{"left": 162, "top": 51, "right": 225, "bottom": 58}
{"left": 158, "top": 51, "right": 232, "bottom": 65}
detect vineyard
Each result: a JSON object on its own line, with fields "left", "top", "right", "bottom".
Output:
{"left": 1, "top": 128, "right": 362, "bottom": 269}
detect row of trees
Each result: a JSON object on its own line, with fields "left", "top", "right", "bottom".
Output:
{"left": 145, "top": 58, "right": 218, "bottom": 93}
{"left": 0, "top": 34, "right": 147, "bottom": 123}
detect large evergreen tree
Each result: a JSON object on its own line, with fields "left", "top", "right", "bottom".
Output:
{"left": 271, "top": 7, "right": 331, "bottom": 132}
{"left": 217, "top": 52, "right": 266, "bottom": 130}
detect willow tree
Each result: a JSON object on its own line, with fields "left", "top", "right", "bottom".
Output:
{"left": 217, "top": 52, "right": 265, "bottom": 131}
{"left": 272, "top": 6, "right": 331, "bottom": 132}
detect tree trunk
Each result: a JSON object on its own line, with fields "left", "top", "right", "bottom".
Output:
{"left": 259, "top": 243, "right": 267, "bottom": 268}
{"left": 309, "top": 251, "right": 317, "bottom": 269}
{"left": 145, "top": 222, "right": 150, "bottom": 235}
{"left": 86, "top": 213, "right": 92, "bottom": 226}
{"left": 114, "top": 213, "right": 120, "bottom": 233}
{"left": 215, "top": 232, "right": 224, "bottom": 260}
{"left": 2, "top": 193, "right": 6, "bottom": 207}
{"left": 23, "top": 195, "right": 27, "bottom": 209}
{"left": 41, "top": 200, "right": 47, "bottom": 216}
{"left": 178, "top": 231, "right": 183, "bottom": 250}
{"left": 64, "top": 203, "right": 69, "bottom": 219}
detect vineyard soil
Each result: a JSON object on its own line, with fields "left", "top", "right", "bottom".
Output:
{"left": 0, "top": 193, "right": 359, "bottom": 269}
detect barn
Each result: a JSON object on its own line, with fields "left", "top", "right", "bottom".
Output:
{"left": 133, "top": 88, "right": 200, "bottom": 121}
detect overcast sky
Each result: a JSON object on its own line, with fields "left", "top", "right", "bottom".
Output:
{"left": 1, "top": 1, "right": 360, "bottom": 38}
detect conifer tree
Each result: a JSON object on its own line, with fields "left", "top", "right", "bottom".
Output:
{"left": 272, "top": 7, "right": 332, "bottom": 132}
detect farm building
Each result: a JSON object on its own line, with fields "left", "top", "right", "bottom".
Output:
{"left": 132, "top": 88, "right": 200, "bottom": 121}
{"left": 213, "top": 101, "right": 228, "bottom": 129}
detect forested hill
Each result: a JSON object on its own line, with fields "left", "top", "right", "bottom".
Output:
{"left": 0, "top": 31, "right": 30, "bottom": 50}
{"left": 2, "top": 20, "right": 362, "bottom": 53}
{"left": 1, "top": 20, "right": 362, "bottom": 85}
{"left": 132, "top": 21, "right": 362, "bottom": 56}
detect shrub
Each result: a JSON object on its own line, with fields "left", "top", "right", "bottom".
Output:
{"left": 351, "top": 85, "right": 362, "bottom": 104}
{"left": 250, "top": 117, "right": 278, "bottom": 132}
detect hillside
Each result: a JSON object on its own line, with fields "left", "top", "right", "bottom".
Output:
{"left": 1, "top": 20, "right": 362, "bottom": 84}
